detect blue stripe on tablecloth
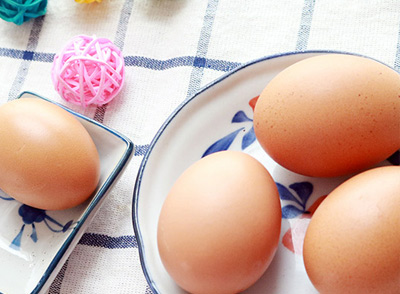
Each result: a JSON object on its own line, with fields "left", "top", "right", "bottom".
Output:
{"left": 134, "top": 144, "right": 150, "bottom": 156}
{"left": 93, "top": 0, "right": 135, "bottom": 123}
{"left": 394, "top": 19, "right": 400, "bottom": 71}
{"left": 0, "top": 48, "right": 55, "bottom": 61}
{"left": 78, "top": 233, "right": 138, "bottom": 249}
{"left": 186, "top": 0, "right": 219, "bottom": 99}
{"left": 0, "top": 47, "right": 25, "bottom": 59}
{"left": 124, "top": 55, "right": 240, "bottom": 72}
{"left": 114, "top": 0, "right": 134, "bottom": 50}
{"left": 296, "top": 0, "right": 316, "bottom": 51}
{"left": 0, "top": 48, "right": 240, "bottom": 72}
{"left": 49, "top": 234, "right": 138, "bottom": 293}
{"left": 8, "top": 16, "right": 45, "bottom": 100}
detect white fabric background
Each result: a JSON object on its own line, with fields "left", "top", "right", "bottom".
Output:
{"left": 0, "top": 1, "right": 399, "bottom": 293}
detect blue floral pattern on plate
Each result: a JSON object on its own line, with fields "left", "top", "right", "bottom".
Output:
{"left": 202, "top": 97, "right": 257, "bottom": 157}
{"left": 200, "top": 94, "right": 399, "bottom": 256}
{"left": 276, "top": 182, "right": 313, "bottom": 219}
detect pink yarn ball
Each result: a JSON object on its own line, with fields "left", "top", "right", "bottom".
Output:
{"left": 51, "top": 35, "right": 125, "bottom": 107}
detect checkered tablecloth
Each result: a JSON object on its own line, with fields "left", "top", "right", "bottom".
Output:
{"left": 0, "top": 1, "right": 399, "bottom": 293}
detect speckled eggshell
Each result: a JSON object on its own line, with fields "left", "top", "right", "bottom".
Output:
{"left": 254, "top": 54, "right": 400, "bottom": 177}
{"left": 303, "top": 166, "right": 400, "bottom": 294}
{"left": 157, "top": 150, "right": 282, "bottom": 294}
{"left": 0, "top": 98, "right": 100, "bottom": 210}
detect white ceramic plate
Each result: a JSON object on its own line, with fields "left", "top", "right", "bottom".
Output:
{"left": 0, "top": 92, "right": 134, "bottom": 294}
{"left": 132, "top": 51, "right": 398, "bottom": 294}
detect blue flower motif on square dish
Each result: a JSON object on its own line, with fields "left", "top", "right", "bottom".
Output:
{"left": 0, "top": 190, "right": 74, "bottom": 251}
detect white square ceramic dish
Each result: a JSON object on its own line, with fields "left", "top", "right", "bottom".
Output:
{"left": 0, "top": 92, "right": 134, "bottom": 294}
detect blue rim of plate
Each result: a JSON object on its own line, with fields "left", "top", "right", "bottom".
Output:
{"left": 16, "top": 91, "right": 134, "bottom": 294}
{"left": 131, "top": 49, "right": 399, "bottom": 293}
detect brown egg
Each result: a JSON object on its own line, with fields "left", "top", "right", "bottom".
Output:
{"left": 0, "top": 98, "right": 100, "bottom": 210}
{"left": 157, "top": 151, "right": 281, "bottom": 294}
{"left": 303, "top": 166, "right": 400, "bottom": 294}
{"left": 254, "top": 54, "right": 400, "bottom": 177}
